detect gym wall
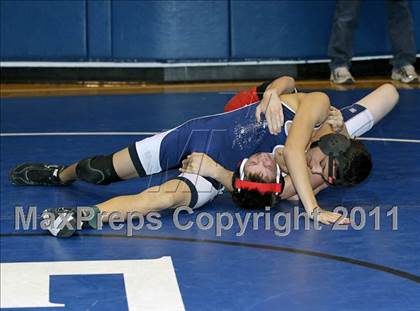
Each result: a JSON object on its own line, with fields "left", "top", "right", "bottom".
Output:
{"left": 1, "top": 0, "right": 419, "bottom": 62}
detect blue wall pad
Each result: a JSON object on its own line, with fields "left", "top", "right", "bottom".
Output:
{"left": 1, "top": 0, "right": 419, "bottom": 62}
{"left": 87, "top": 0, "right": 112, "bottom": 59}
{"left": 0, "top": 0, "right": 87, "bottom": 60}
{"left": 111, "top": 0, "right": 229, "bottom": 60}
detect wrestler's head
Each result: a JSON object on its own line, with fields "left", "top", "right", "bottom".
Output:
{"left": 306, "top": 134, "right": 372, "bottom": 186}
{"left": 242, "top": 152, "right": 277, "bottom": 182}
{"left": 231, "top": 152, "right": 282, "bottom": 209}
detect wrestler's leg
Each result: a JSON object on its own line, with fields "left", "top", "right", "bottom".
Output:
{"left": 42, "top": 173, "right": 221, "bottom": 237}
{"left": 96, "top": 173, "right": 220, "bottom": 221}
{"left": 354, "top": 83, "right": 399, "bottom": 124}
{"left": 97, "top": 178, "right": 192, "bottom": 222}
{"left": 340, "top": 83, "right": 399, "bottom": 137}
{"left": 42, "top": 178, "right": 192, "bottom": 237}
{"left": 61, "top": 129, "right": 176, "bottom": 185}
{"left": 59, "top": 147, "right": 138, "bottom": 183}
{"left": 11, "top": 132, "right": 161, "bottom": 186}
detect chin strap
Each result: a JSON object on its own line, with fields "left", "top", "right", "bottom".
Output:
{"left": 235, "top": 158, "right": 284, "bottom": 195}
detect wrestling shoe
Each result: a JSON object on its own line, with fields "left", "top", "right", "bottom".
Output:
{"left": 41, "top": 206, "right": 100, "bottom": 238}
{"left": 330, "top": 67, "right": 355, "bottom": 84}
{"left": 10, "top": 163, "right": 70, "bottom": 186}
{"left": 391, "top": 65, "right": 418, "bottom": 83}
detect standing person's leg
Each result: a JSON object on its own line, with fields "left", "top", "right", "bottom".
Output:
{"left": 386, "top": 0, "right": 418, "bottom": 83}
{"left": 328, "top": 0, "right": 362, "bottom": 70}
{"left": 328, "top": 0, "right": 362, "bottom": 83}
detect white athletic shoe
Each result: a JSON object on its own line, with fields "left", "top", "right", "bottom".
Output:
{"left": 330, "top": 67, "right": 355, "bottom": 84}
{"left": 391, "top": 65, "right": 419, "bottom": 83}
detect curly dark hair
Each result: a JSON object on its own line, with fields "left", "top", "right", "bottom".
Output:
{"left": 338, "top": 139, "right": 372, "bottom": 186}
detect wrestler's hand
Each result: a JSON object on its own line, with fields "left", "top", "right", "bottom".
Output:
{"left": 311, "top": 207, "right": 350, "bottom": 225}
{"left": 326, "top": 107, "right": 344, "bottom": 133}
{"left": 255, "top": 90, "right": 284, "bottom": 135}
{"left": 179, "top": 152, "right": 219, "bottom": 179}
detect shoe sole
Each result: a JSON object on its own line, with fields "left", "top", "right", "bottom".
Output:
{"left": 392, "top": 77, "right": 418, "bottom": 84}
{"left": 9, "top": 163, "right": 70, "bottom": 186}
{"left": 330, "top": 78, "right": 355, "bottom": 84}
{"left": 391, "top": 72, "right": 419, "bottom": 84}
{"left": 9, "top": 163, "right": 38, "bottom": 185}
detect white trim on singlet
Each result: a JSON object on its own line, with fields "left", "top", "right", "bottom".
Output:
{"left": 179, "top": 173, "right": 223, "bottom": 209}
{"left": 281, "top": 100, "right": 322, "bottom": 136}
{"left": 280, "top": 100, "right": 296, "bottom": 114}
{"left": 272, "top": 144, "right": 284, "bottom": 155}
{"left": 134, "top": 130, "right": 174, "bottom": 174}
{"left": 343, "top": 104, "right": 375, "bottom": 137}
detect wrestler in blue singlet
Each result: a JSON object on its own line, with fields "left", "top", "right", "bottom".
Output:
{"left": 127, "top": 101, "right": 370, "bottom": 209}
{"left": 129, "top": 102, "right": 296, "bottom": 176}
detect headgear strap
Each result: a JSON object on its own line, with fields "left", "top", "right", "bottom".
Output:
{"left": 310, "top": 133, "right": 351, "bottom": 185}
{"left": 234, "top": 158, "right": 284, "bottom": 195}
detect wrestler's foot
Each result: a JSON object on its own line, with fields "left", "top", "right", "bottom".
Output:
{"left": 9, "top": 163, "right": 71, "bottom": 186}
{"left": 41, "top": 206, "right": 100, "bottom": 238}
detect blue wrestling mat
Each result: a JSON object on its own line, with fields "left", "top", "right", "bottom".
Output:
{"left": 1, "top": 89, "right": 420, "bottom": 310}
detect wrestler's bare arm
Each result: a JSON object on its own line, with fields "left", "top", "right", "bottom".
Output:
{"left": 265, "top": 76, "right": 296, "bottom": 95}
{"left": 281, "top": 174, "right": 328, "bottom": 201}
{"left": 283, "top": 92, "right": 330, "bottom": 214}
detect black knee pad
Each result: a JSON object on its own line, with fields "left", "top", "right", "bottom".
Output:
{"left": 75, "top": 155, "right": 121, "bottom": 185}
